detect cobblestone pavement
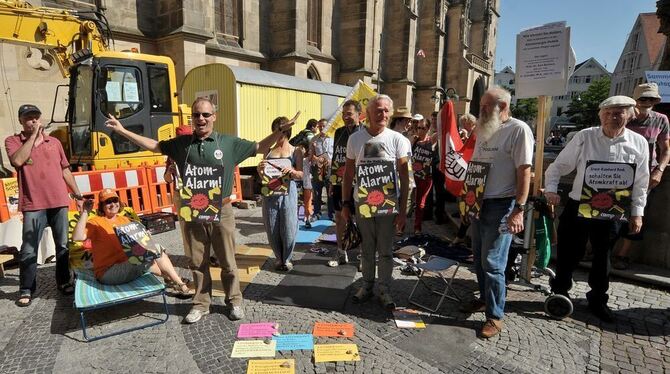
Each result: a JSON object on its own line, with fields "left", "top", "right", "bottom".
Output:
{"left": 0, "top": 205, "right": 668, "bottom": 373}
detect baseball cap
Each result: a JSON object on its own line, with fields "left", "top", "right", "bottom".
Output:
{"left": 18, "top": 104, "right": 41, "bottom": 118}
{"left": 598, "top": 96, "right": 636, "bottom": 109}
{"left": 633, "top": 83, "right": 661, "bottom": 100}
{"left": 412, "top": 114, "right": 424, "bottom": 121}
{"left": 98, "top": 188, "right": 119, "bottom": 202}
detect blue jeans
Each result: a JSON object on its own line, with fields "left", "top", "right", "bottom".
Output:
{"left": 262, "top": 181, "right": 298, "bottom": 264}
{"left": 471, "top": 198, "right": 514, "bottom": 320}
{"left": 20, "top": 207, "right": 70, "bottom": 296}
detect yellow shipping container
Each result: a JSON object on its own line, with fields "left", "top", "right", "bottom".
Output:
{"left": 181, "top": 64, "right": 349, "bottom": 167}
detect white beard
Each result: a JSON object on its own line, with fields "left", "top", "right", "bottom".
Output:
{"left": 476, "top": 106, "right": 501, "bottom": 143}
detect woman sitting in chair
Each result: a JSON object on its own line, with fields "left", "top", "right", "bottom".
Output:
{"left": 72, "top": 188, "right": 193, "bottom": 297}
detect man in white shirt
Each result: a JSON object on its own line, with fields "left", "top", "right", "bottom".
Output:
{"left": 544, "top": 95, "right": 650, "bottom": 323}
{"left": 341, "top": 95, "right": 411, "bottom": 309}
{"left": 309, "top": 119, "right": 334, "bottom": 221}
{"left": 460, "top": 87, "right": 534, "bottom": 339}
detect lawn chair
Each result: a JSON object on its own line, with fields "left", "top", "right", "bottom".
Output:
{"left": 408, "top": 255, "right": 461, "bottom": 313}
{"left": 68, "top": 208, "right": 169, "bottom": 341}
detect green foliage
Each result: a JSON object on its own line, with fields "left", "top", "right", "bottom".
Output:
{"left": 566, "top": 76, "right": 611, "bottom": 129}
{"left": 511, "top": 98, "right": 538, "bottom": 122}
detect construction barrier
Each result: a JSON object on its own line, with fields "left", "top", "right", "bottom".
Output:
{"left": 68, "top": 167, "right": 153, "bottom": 215}
{"left": 0, "top": 166, "right": 245, "bottom": 223}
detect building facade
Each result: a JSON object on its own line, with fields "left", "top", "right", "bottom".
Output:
{"left": 610, "top": 12, "right": 666, "bottom": 97}
{"left": 552, "top": 58, "right": 610, "bottom": 118}
{"left": 0, "top": 0, "right": 499, "bottom": 173}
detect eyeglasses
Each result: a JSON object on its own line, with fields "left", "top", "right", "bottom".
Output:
{"left": 192, "top": 112, "right": 213, "bottom": 118}
{"left": 637, "top": 97, "right": 656, "bottom": 102}
{"left": 104, "top": 198, "right": 119, "bottom": 204}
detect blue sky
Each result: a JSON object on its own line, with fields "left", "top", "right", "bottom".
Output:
{"left": 495, "top": 0, "right": 658, "bottom": 72}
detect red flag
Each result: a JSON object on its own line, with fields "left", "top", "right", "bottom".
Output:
{"left": 437, "top": 101, "right": 475, "bottom": 196}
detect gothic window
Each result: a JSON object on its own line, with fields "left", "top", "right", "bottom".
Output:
{"left": 216, "top": 0, "right": 241, "bottom": 46}
{"left": 307, "top": 0, "right": 322, "bottom": 48}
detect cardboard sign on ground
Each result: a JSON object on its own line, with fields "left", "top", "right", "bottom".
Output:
{"left": 314, "top": 344, "right": 361, "bottom": 363}
{"left": 272, "top": 334, "right": 314, "bottom": 351}
{"left": 393, "top": 309, "right": 426, "bottom": 329}
{"left": 246, "top": 359, "right": 295, "bottom": 374}
{"left": 312, "top": 322, "right": 354, "bottom": 338}
{"left": 230, "top": 340, "right": 277, "bottom": 358}
{"left": 237, "top": 323, "right": 279, "bottom": 339}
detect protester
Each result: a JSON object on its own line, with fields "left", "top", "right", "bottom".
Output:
{"left": 310, "top": 119, "right": 334, "bottom": 221}
{"left": 71, "top": 189, "right": 193, "bottom": 297}
{"left": 390, "top": 106, "right": 412, "bottom": 137}
{"left": 341, "top": 94, "right": 411, "bottom": 309}
{"left": 545, "top": 130, "right": 566, "bottom": 146}
{"left": 259, "top": 117, "right": 303, "bottom": 271}
{"left": 391, "top": 108, "right": 416, "bottom": 236}
{"left": 289, "top": 119, "right": 317, "bottom": 149}
{"left": 411, "top": 115, "right": 437, "bottom": 234}
{"left": 612, "top": 83, "right": 669, "bottom": 270}
{"left": 545, "top": 95, "right": 649, "bottom": 322}
{"left": 105, "top": 97, "right": 298, "bottom": 323}
{"left": 328, "top": 100, "right": 363, "bottom": 267}
{"left": 5, "top": 104, "right": 85, "bottom": 307}
{"left": 460, "top": 87, "right": 533, "bottom": 339}
{"left": 430, "top": 110, "right": 448, "bottom": 223}
{"left": 453, "top": 113, "right": 478, "bottom": 245}
{"left": 302, "top": 150, "right": 314, "bottom": 229}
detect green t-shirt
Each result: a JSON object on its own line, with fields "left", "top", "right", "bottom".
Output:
{"left": 159, "top": 132, "right": 257, "bottom": 196}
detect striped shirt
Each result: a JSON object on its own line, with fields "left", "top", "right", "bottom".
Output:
{"left": 626, "top": 110, "right": 669, "bottom": 168}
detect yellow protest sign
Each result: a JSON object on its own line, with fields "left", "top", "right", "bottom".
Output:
{"left": 324, "top": 80, "right": 377, "bottom": 137}
{"left": 313, "top": 344, "right": 361, "bottom": 363}
{"left": 246, "top": 359, "right": 295, "bottom": 374}
{"left": 230, "top": 340, "right": 276, "bottom": 358}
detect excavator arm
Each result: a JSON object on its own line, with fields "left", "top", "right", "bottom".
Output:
{"left": 0, "top": 0, "right": 109, "bottom": 77}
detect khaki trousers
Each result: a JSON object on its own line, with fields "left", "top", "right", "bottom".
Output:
{"left": 182, "top": 203, "right": 241, "bottom": 310}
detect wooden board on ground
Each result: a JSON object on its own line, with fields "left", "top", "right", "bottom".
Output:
{"left": 210, "top": 245, "right": 272, "bottom": 297}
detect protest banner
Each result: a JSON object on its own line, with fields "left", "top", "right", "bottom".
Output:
{"left": 179, "top": 164, "right": 223, "bottom": 222}
{"left": 578, "top": 161, "right": 636, "bottom": 221}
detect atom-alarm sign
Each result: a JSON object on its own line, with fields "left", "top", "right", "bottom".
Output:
{"left": 356, "top": 159, "right": 398, "bottom": 218}
{"left": 179, "top": 163, "right": 223, "bottom": 223}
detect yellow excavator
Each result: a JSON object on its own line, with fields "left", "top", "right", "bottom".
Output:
{"left": 0, "top": 0, "right": 183, "bottom": 169}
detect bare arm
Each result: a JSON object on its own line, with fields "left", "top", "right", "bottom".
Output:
{"left": 396, "top": 157, "right": 410, "bottom": 216}
{"left": 105, "top": 115, "right": 161, "bottom": 153}
{"left": 650, "top": 139, "right": 670, "bottom": 189}
{"left": 62, "top": 168, "right": 82, "bottom": 196}
{"left": 8, "top": 125, "right": 41, "bottom": 168}
{"left": 507, "top": 164, "right": 532, "bottom": 234}
{"left": 257, "top": 111, "right": 301, "bottom": 155}
{"left": 290, "top": 147, "right": 304, "bottom": 180}
{"left": 72, "top": 199, "right": 94, "bottom": 241}
{"left": 340, "top": 157, "right": 356, "bottom": 221}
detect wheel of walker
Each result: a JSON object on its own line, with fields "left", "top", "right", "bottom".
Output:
{"left": 544, "top": 294, "right": 573, "bottom": 320}
{"left": 543, "top": 268, "right": 556, "bottom": 279}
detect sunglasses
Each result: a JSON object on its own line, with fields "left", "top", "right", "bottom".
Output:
{"left": 192, "top": 112, "right": 213, "bottom": 118}
{"left": 104, "top": 197, "right": 119, "bottom": 204}
{"left": 637, "top": 97, "right": 656, "bottom": 102}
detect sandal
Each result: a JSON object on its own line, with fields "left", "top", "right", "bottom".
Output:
{"left": 168, "top": 282, "right": 195, "bottom": 298}
{"left": 16, "top": 295, "right": 32, "bottom": 307}
{"left": 57, "top": 283, "right": 75, "bottom": 296}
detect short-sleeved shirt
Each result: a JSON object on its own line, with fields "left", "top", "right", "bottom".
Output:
{"left": 311, "top": 134, "right": 333, "bottom": 159}
{"left": 86, "top": 215, "right": 131, "bottom": 279}
{"left": 470, "top": 117, "right": 534, "bottom": 199}
{"left": 159, "top": 132, "right": 257, "bottom": 197}
{"left": 626, "top": 110, "right": 670, "bottom": 168}
{"left": 346, "top": 127, "right": 412, "bottom": 202}
{"left": 329, "top": 124, "right": 363, "bottom": 185}
{"left": 4, "top": 134, "right": 70, "bottom": 211}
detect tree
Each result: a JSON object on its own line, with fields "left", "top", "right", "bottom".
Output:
{"left": 566, "top": 76, "right": 611, "bottom": 129}
{"left": 511, "top": 97, "right": 538, "bottom": 123}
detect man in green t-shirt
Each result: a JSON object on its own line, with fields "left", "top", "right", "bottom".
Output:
{"left": 106, "top": 98, "right": 297, "bottom": 323}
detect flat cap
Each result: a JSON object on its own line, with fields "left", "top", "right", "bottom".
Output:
{"left": 598, "top": 95, "right": 636, "bottom": 109}
{"left": 18, "top": 104, "right": 41, "bottom": 118}
{"left": 633, "top": 83, "right": 661, "bottom": 100}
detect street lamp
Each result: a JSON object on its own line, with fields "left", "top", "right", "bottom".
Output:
{"left": 431, "top": 87, "right": 459, "bottom": 105}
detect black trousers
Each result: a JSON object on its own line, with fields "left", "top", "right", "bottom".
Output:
{"left": 549, "top": 199, "right": 622, "bottom": 305}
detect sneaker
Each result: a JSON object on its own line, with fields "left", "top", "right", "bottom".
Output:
{"left": 352, "top": 287, "right": 373, "bottom": 303}
{"left": 378, "top": 292, "right": 396, "bottom": 310}
{"left": 184, "top": 308, "right": 210, "bottom": 324}
{"left": 459, "top": 298, "right": 486, "bottom": 313}
{"left": 612, "top": 256, "right": 630, "bottom": 270}
{"left": 327, "top": 250, "right": 348, "bottom": 267}
{"left": 283, "top": 262, "right": 294, "bottom": 272}
{"left": 588, "top": 303, "right": 614, "bottom": 323}
{"left": 479, "top": 319, "right": 503, "bottom": 339}
{"left": 229, "top": 305, "right": 245, "bottom": 321}
{"left": 304, "top": 220, "right": 312, "bottom": 229}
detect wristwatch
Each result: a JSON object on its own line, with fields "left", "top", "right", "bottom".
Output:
{"left": 70, "top": 193, "right": 84, "bottom": 200}
{"left": 513, "top": 201, "right": 526, "bottom": 211}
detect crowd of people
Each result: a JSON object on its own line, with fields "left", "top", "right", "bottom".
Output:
{"left": 6, "top": 81, "right": 667, "bottom": 339}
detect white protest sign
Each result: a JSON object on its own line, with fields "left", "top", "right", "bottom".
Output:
{"left": 515, "top": 21, "right": 572, "bottom": 98}
{"left": 645, "top": 71, "right": 670, "bottom": 103}
{"left": 584, "top": 163, "right": 635, "bottom": 190}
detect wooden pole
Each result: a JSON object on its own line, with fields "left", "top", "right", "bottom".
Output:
{"left": 521, "top": 95, "right": 550, "bottom": 282}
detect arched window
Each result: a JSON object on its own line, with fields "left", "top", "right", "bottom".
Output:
{"left": 307, "top": 64, "right": 321, "bottom": 81}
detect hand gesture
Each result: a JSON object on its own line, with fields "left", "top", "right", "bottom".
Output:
{"left": 395, "top": 212, "right": 407, "bottom": 234}
{"left": 280, "top": 111, "right": 301, "bottom": 132}
{"left": 105, "top": 114, "right": 125, "bottom": 132}
{"left": 82, "top": 198, "right": 94, "bottom": 213}
{"left": 29, "top": 121, "right": 44, "bottom": 138}
{"left": 544, "top": 191, "right": 561, "bottom": 206}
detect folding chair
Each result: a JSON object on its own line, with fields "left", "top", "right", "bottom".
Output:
{"left": 408, "top": 255, "right": 461, "bottom": 313}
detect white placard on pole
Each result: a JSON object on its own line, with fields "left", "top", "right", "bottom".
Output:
{"left": 515, "top": 22, "right": 572, "bottom": 99}
{"left": 645, "top": 71, "right": 670, "bottom": 103}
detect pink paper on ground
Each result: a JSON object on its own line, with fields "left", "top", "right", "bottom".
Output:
{"left": 237, "top": 323, "right": 278, "bottom": 338}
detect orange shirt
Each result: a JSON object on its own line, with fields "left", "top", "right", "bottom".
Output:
{"left": 86, "top": 215, "right": 131, "bottom": 279}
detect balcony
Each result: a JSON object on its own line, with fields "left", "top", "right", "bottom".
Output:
{"left": 466, "top": 53, "right": 490, "bottom": 72}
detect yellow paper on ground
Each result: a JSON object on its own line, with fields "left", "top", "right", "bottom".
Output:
{"left": 231, "top": 340, "right": 277, "bottom": 358}
{"left": 247, "top": 359, "right": 295, "bottom": 374}
{"left": 211, "top": 245, "right": 273, "bottom": 297}
{"left": 314, "top": 344, "right": 361, "bottom": 363}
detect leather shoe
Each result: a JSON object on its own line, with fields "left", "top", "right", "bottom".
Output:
{"left": 588, "top": 303, "right": 615, "bottom": 323}
{"left": 479, "top": 318, "right": 503, "bottom": 339}
{"left": 459, "top": 298, "right": 485, "bottom": 313}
